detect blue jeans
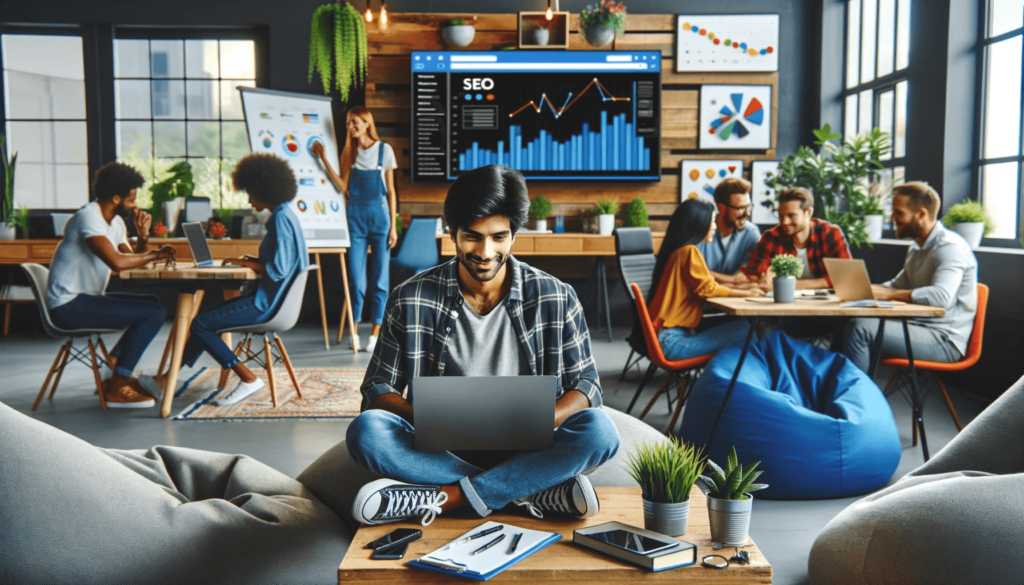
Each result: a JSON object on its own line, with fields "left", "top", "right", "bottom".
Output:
{"left": 346, "top": 408, "right": 620, "bottom": 517}
{"left": 49, "top": 293, "right": 166, "bottom": 377}
{"left": 347, "top": 199, "right": 390, "bottom": 325}
{"left": 183, "top": 295, "right": 270, "bottom": 369}
{"left": 658, "top": 320, "right": 754, "bottom": 361}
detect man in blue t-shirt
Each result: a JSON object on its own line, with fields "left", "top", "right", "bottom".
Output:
{"left": 697, "top": 177, "right": 762, "bottom": 285}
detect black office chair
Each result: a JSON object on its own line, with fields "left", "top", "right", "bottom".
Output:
{"left": 613, "top": 228, "right": 657, "bottom": 388}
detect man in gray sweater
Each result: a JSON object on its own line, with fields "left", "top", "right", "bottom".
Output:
{"left": 842, "top": 181, "right": 978, "bottom": 372}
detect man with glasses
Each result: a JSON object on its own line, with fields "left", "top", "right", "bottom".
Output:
{"left": 698, "top": 178, "right": 762, "bottom": 287}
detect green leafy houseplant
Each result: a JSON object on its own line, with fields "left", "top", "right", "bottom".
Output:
{"left": 308, "top": 3, "right": 368, "bottom": 102}
{"left": 625, "top": 197, "right": 648, "bottom": 227}
{"left": 765, "top": 124, "right": 890, "bottom": 249}
{"left": 0, "top": 135, "right": 16, "bottom": 230}
{"left": 626, "top": 438, "right": 705, "bottom": 504}
{"left": 593, "top": 198, "right": 620, "bottom": 216}
{"left": 529, "top": 194, "right": 553, "bottom": 221}
{"left": 10, "top": 205, "right": 30, "bottom": 237}
{"left": 149, "top": 161, "right": 195, "bottom": 224}
{"left": 769, "top": 254, "right": 803, "bottom": 278}
{"left": 579, "top": 1, "right": 627, "bottom": 37}
{"left": 943, "top": 200, "right": 994, "bottom": 236}
{"left": 447, "top": 18, "right": 466, "bottom": 26}
{"left": 700, "top": 446, "right": 768, "bottom": 501}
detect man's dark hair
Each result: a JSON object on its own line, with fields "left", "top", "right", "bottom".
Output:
{"left": 444, "top": 165, "right": 529, "bottom": 236}
{"left": 232, "top": 153, "right": 297, "bottom": 206}
{"left": 777, "top": 187, "right": 814, "bottom": 211}
{"left": 92, "top": 162, "right": 145, "bottom": 202}
{"left": 713, "top": 177, "right": 751, "bottom": 206}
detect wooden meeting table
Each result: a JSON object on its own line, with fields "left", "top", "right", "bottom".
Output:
{"left": 115, "top": 261, "right": 258, "bottom": 418}
{"left": 703, "top": 296, "right": 945, "bottom": 460}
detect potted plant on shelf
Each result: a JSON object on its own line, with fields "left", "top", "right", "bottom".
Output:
{"left": 442, "top": 18, "right": 476, "bottom": 48}
{"left": 765, "top": 125, "right": 890, "bottom": 249}
{"left": 770, "top": 254, "right": 802, "bottom": 303}
{"left": 942, "top": 200, "right": 993, "bottom": 248}
{"left": 701, "top": 446, "right": 769, "bottom": 547}
{"left": 594, "top": 198, "right": 619, "bottom": 235}
{"left": 308, "top": 2, "right": 368, "bottom": 102}
{"left": 625, "top": 438, "right": 705, "bottom": 537}
{"left": 625, "top": 197, "right": 648, "bottom": 227}
{"left": 856, "top": 181, "right": 891, "bottom": 241}
{"left": 208, "top": 221, "right": 227, "bottom": 240}
{"left": 153, "top": 222, "right": 170, "bottom": 239}
{"left": 529, "top": 194, "right": 553, "bottom": 232}
{"left": 149, "top": 161, "right": 194, "bottom": 231}
{"left": 0, "top": 135, "right": 17, "bottom": 241}
{"left": 578, "top": 1, "right": 627, "bottom": 47}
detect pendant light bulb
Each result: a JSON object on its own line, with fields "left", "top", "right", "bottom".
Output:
{"left": 365, "top": 7, "right": 373, "bottom": 22}
{"left": 545, "top": 1, "right": 553, "bottom": 20}
{"left": 379, "top": 1, "right": 388, "bottom": 30}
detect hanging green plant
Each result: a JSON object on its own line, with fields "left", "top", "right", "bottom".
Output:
{"left": 308, "top": 3, "right": 368, "bottom": 102}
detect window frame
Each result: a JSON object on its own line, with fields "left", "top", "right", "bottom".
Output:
{"left": 972, "top": 1, "right": 1024, "bottom": 247}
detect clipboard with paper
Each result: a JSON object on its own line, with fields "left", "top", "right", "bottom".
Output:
{"left": 408, "top": 521, "right": 561, "bottom": 581}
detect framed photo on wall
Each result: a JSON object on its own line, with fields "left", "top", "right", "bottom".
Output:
{"left": 680, "top": 159, "right": 745, "bottom": 203}
{"left": 699, "top": 85, "right": 772, "bottom": 150}
{"left": 675, "top": 15, "right": 779, "bottom": 72}
{"left": 750, "top": 160, "right": 781, "bottom": 225}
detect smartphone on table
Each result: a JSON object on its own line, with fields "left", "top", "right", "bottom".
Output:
{"left": 367, "top": 528, "right": 422, "bottom": 560}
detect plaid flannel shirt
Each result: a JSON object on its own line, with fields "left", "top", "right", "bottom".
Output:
{"left": 742, "top": 218, "right": 851, "bottom": 284}
{"left": 360, "top": 256, "right": 602, "bottom": 411}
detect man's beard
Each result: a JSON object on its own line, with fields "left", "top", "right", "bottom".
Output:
{"left": 116, "top": 202, "right": 133, "bottom": 220}
{"left": 782, "top": 220, "right": 805, "bottom": 236}
{"left": 726, "top": 214, "right": 746, "bottom": 230}
{"left": 895, "top": 220, "right": 921, "bottom": 240}
{"left": 457, "top": 249, "right": 506, "bottom": 283}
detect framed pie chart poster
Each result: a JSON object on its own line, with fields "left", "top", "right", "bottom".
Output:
{"left": 680, "top": 159, "right": 745, "bottom": 203}
{"left": 699, "top": 85, "right": 772, "bottom": 151}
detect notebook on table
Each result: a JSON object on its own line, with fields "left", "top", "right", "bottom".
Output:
{"left": 408, "top": 521, "right": 561, "bottom": 581}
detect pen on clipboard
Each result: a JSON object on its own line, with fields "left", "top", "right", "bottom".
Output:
{"left": 440, "top": 524, "right": 504, "bottom": 551}
{"left": 506, "top": 532, "right": 523, "bottom": 555}
{"left": 417, "top": 558, "right": 466, "bottom": 573}
{"left": 471, "top": 533, "right": 506, "bottom": 556}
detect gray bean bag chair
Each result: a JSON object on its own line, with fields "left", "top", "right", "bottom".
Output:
{"left": 298, "top": 406, "right": 668, "bottom": 532}
{"left": 808, "top": 376, "right": 1024, "bottom": 584}
{"left": 0, "top": 401, "right": 351, "bottom": 585}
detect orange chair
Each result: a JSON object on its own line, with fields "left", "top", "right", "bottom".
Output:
{"left": 881, "top": 283, "right": 989, "bottom": 445}
{"left": 626, "top": 282, "right": 716, "bottom": 435}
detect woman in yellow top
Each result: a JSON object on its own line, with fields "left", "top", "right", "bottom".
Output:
{"left": 648, "top": 198, "right": 763, "bottom": 361}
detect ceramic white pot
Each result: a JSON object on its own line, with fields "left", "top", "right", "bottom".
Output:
{"left": 0, "top": 223, "right": 14, "bottom": 240}
{"left": 162, "top": 200, "right": 182, "bottom": 235}
{"left": 441, "top": 25, "right": 475, "bottom": 48}
{"left": 535, "top": 219, "right": 548, "bottom": 232}
{"left": 864, "top": 214, "right": 885, "bottom": 241}
{"left": 585, "top": 23, "right": 615, "bottom": 47}
{"left": 532, "top": 28, "right": 550, "bottom": 45}
{"left": 598, "top": 214, "right": 615, "bottom": 236}
{"left": 950, "top": 222, "right": 985, "bottom": 248}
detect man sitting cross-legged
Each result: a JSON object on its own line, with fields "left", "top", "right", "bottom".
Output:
{"left": 346, "top": 164, "right": 620, "bottom": 526}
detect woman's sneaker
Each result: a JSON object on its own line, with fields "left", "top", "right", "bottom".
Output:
{"left": 215, "top": 378, "right": 265, "bottom": 406}
{"left": 349, "top": 334, "right": 363, "bottom": 351}
{"left": 514, "top": 474, "right": 599, "bottom": 519}
{"left": 352, "top": 479, "right": 448, "bottom": 526}
{"left": 366, "top": 335, "right": 378, "bottom": 353}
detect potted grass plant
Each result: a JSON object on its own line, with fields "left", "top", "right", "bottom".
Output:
{"left": 529, "top": 194, "right": 553, "bottom": 232}
{"left": 625, "top": 197, "right": 649, "bottom": 227}
{"left": 701, "top": 446, "right": 768, "bottom": 546}
{"left": 0, "top": 135, "right": 17, "bottom": 241}
{"left": 625, "top": 438, "right": 705, "bottom": 536}
{"left": 770, "top": 254, "right": 802, "bottom": 303}
{"left": 594, "top": 198, "right": 619, "bottom": 236}
{"left": 942, "top": 199, "right": 993, "bottom": 248}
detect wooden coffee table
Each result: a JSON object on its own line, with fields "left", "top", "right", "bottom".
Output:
{"left": 339, "top": 486, "right": 771, "bottom": 583}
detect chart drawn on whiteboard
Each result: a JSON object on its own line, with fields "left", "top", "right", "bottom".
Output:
{"left": 240, "top": 87, "right": 350, "bottom": 248}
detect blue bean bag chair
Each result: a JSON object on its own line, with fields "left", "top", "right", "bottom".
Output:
{"left": 679, "top": 332, "right": 901, "bottom": 500}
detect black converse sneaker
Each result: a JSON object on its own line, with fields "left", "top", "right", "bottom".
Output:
{"left": 514, "top": 474, "right": 599, "bottom": 519}
{"left": 352, "top": 479, "right": 449, "bottom": 526}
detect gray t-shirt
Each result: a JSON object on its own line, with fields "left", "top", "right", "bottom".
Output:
{"left": 445, "top": 294, "right": 530, "bottom": 377}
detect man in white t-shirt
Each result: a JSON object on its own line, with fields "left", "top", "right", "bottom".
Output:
{"left": 47, "top": 162, "right": 176, "bottom": 408}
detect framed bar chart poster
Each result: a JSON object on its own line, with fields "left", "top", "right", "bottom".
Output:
{"left": 675, "top": 15, "right": 779, "bottom": 72}
{"left": 680, "top": 159, "right": 744, "bottom": 202}
{"left": 699, "top": 85, "right": 773, "bottom": 150}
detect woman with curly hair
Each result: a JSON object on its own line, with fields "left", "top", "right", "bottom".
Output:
{"left": 181, "top": 153, "right": 308, "bottom": 405}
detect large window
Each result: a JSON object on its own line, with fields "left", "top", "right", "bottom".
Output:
{"left": 114, "top": 35, "right": 255, "bottom": 210}
{"left": 976, "top": 0, "right": 1024, "bottom": 239}
{"left": 1, "top": 33, "right": 89, "bottom": 208}
{"left": 842, "top": 0, "right": 912, "bottom": 187}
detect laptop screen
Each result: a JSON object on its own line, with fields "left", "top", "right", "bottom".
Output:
{"left": 182, "top": 222, "right": 213, "bottom": 265}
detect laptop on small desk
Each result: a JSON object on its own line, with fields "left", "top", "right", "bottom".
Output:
{"left": 182, "top": 222, "right": 224, "bottom": 268}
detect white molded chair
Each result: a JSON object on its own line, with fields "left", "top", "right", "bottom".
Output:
{"left": 21, "top": 263, "right": 122, "bottom": 411}
{"left": 217, "top": 265, "right": 317, "bottom": 407}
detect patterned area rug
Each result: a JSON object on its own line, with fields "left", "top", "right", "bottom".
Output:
{"left": 172, "top": 367, "right": 364, "bottom": 421}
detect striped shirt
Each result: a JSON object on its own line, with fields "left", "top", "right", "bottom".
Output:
{"left": 360, "top": 256, "right": 602, "bottom": 410}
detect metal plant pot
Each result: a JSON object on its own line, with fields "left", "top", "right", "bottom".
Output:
{"left": 643, "top": 498, "right": 690, "bottom": 537}
{"left": 773, "top": 275, "right": 796, "bottom": 303}
{"left": 706, "top": 492, "right": 753, "bottom": 546}
{"left": 441, "top": 25, "right": 476, "bottom": 48}
{"left": 532, "top": 28, "right": 550, "bottom": 46}
{"left": 585, "top": 24, "right": 615, "bottom": 47}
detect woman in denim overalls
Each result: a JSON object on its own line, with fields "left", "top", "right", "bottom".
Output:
{"left": 313, "top": 107, "right": 398, "bottom": 353}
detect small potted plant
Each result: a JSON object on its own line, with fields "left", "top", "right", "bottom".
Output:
{"left": 442, "top": 18, "right": 476, "bottom": 48}
{"left": 857, "top": 181, "right": 890, "bottom": 241}
{"left": 942, "top": 199, "right": 993, "bottom": 248}
{"left": 10, "top": 205, "right": 30, "bottom": 239}
{"left": 0, "top": 135, "right": 16, "bottom": 241}
{"left": 529, "top": 194, "right": 553, "bottom": 232}
{"left": 700, "top": 446, "right": 768, "bottom": 547}
{"left": 208, "top": 221, "right": 227, "bottom": 240}
{"left": 594, "top": 198, "right": 619, "bottom": 235}
{"left": 625, "top": 438, "right": 705, "bottom": 536}
{"left": 625, "top": 197, "right": 648, "bottom": 227}
{"left": 153, "top": 221, "right": 170, "bottom": 239}
{"left": 579, "top": 1, "right": 627, "bottom": 48}
{"left": 769, "top": 254, "right": 802, "bottom": 303}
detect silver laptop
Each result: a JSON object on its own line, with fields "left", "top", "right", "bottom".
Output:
{"left": 823, "top": 258, "right": 875, "bottom": 301}
{"left": 412, "top": 376, "right": 556, "bottom": 451}
{"left": 182, "top": 222, "right": 221, "bottom": 268}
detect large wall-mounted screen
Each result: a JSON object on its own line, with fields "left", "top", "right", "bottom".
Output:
{"left": 411, "top": 51, "right": 661, "bottom": 182}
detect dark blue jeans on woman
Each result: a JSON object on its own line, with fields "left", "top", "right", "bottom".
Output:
{"left": 183, "top": 294, "right": 270, "bottom": 370}
{"left": 49, "top": 293, "right": 166, "bottom": 377}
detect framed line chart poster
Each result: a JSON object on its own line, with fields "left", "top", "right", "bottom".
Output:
{"left": 675, "top": 15, "right": 779, "bottom": 72}
{"left": 680, "top": 159, "right": 744, "bottom": 203}
{"left": 699, "top": 85, "right": 772, "bottom": 150}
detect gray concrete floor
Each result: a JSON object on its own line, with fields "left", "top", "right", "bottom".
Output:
{"left": 0, "top": 322, "right": 987, "bottom": 584}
